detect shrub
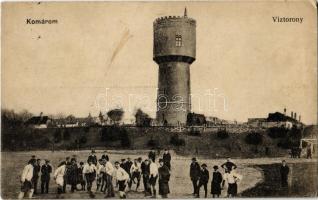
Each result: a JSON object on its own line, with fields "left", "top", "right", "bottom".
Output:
{"left": 63, "top": 129, "right": 70, "bottom": 140}
{"left": 216, "top": 129, "right": 229, "bottom": 139}
{"left": 54, "top": 129, "right": 62, "bottom": 143}
{"left": 267, "top": 127, "right": 288, "bottom": 138}
{"left": 147, "top": 139, "right": 159, "bottom": 148}
{"left": 79, "top": 135, "right": 87, "bottom": 144}
{"left": 170, "top": 135, "right": 185, "bottom": 146}
{"left": 245, "top": 132, "right": 263, "bottom": 145}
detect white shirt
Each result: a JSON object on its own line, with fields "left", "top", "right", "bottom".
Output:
{"left": 54, "top": 165, "right": 66, "bottom": 186}
{"left": 115, "top": 167, "right": 129, "bottom": 181}
{"left": 105, "top": 161, "right": 114, "bottom": 176}
{"left": 150, "top": 162, "right": 158, "bottom": 177}
{"left": 223, "top": 170, "right": 242, "bottom": 184}
{"left": 83, "top": 164, "right": 97, "bottom": 174}
{"left": 21, "top": 164, "right": 34, "bottom": 182}
{"left": 130, "top": 162, "right": 141, "bottom": 173}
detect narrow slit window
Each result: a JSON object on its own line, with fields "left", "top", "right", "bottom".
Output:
{"left": 176, "top": 35, "right": 182, "bottom": 47}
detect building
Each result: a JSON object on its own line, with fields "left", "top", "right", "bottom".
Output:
{"left": 153, "top": 8, "right": 196, "bottom": 126}
{"left": 25, "top": 115, "right": 52, "bottom": 129}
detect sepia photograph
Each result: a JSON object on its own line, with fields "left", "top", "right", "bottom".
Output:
{"left": 1, "top": 0, "right": 317, "bottom": 199}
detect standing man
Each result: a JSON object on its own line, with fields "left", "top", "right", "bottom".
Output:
{"left": 41, "top": 159, "right": 52, "bottom": 194}
{"left": 141, "top": 159, "right": 151, "bottom": 196}
{"left": 149, "top": 159, "right": 159, "bottom": 198}
{"left": 190, "top": 157, "right": 200, "bottom": 196}
{"left": 32, "top": 159, "right": 41, "bottom": 195}
{"left": 197, "top": 164, "right": 209, "bottom": 198}
{"left": 105, "top": 157, "right": 115, "bottom": 198}
{"left": 78, "top": 162, "right": 86, "bottom": 191}
{"left": 18, "top": 159, "right": 35, "bottom": 199}
{"left": 148, "top": 149, "right": 156, "bottom": 162}
{"left": 221, "top": 158, "right": 237, "bottom": 173}
{"left": 68, "top": 158, "right": 79, "bottom": 193}
{"left": 211, "top": 165, "right": 223, "bottom": 198}
{"left": 162, "top": 149, "right": 171, "bottom": 170}
{"left": 114, "top": 161, "right": 130, "bottom": 199}
{"left": 83, "top": 160, "right": 97, "bottom": 198}
{"left": 158, "top": 159, "right": 170, "bottom": 198}
{"left": 280, "top": 160, "right": 289, "bottom": 188}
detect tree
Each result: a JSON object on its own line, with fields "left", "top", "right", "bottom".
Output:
{"left": 135, "top": 109, "right": 151, "bottom": 127}
{"left": 65, "top": 115, "right": 76, "bottom": 124}
{"left": 107, "top": 108, "right": 124, "bottom": 124}
{"left": 98, "top": 111, "right": 104, "bottom": 125}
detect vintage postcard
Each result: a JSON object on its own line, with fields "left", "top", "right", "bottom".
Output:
{"left": 1, "top": 0, "right": 317, "bottom": 199}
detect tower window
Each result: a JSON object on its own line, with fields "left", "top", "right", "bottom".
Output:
{"left": 175, "top": 35, "right": 182, "bottom": 47}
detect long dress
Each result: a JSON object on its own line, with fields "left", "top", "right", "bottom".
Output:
{"left": 211, "top": 171, "right": 223, "bottom": 195}
{"left": 158, "top": 165, "right": 170, "bottom": 196}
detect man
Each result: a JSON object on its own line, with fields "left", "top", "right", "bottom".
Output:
{"left": 141, "top": 159, "right": 151, "bottom": 196}
{"left": 197, "top": 164, "right": 209, "bottom": 198}
{"left": 190, "top": 157, "right": 201, "bottom": 196}
{"left": 211, "top": 165, "right": 223, "bottom": 198}
{"left": 83, "top": 160, "right": 97, "bottom": 198}
{"left": 221, "top": 158, "right": 237, "bottom": 173}
{"left": 32, "top": 159, "right": 41, "bottom": 195}
{"left": 78, "top": 162, "right": 86, "bottom": 191}
{"left": 18, "top": 159, "right": 36, "bottom": 199}
{"left": 307, "top": 146, "right": 312, "bottom": 159}
{"left": 162, "top": 149, "right": 171, "bottom": 170}
{"left": 158, "top": 159, "right": 170, "bottom": 198}
{"left": 54, "top": 161, "right": 66, "bottom": 198}
{"left": 104, "top": 157, "right": 115, "bottom": 197}
{"left": 280, "top": 160, "right": 289, "bottom": 187}
{"left": 63, "top": 157, "right": 71, "bottom": 193}
{"left": 87, "top": 150, "right": 98, "bottom": 166}
{"left": 149, "top": 159, "right": 159, "bottom": 198}
{"left": 41, "top": 159, "right": 52, "bottom": 194}
{"left": 222, "top": 166, "right": 242, "bottom": 197}
{"left": 114, "top": 161, "right": 130, "bottom": 199}
{"left": 148, "top": 149, "right": 156, "bottom": 162}
{"left": 129, "top": 159, "right": 141, "bottom": 191}
{"left": 68, "top": 158, "right": 78, "bottom": 193}
{"left": 96, "top": 159, "right": 103, "bottom": 191}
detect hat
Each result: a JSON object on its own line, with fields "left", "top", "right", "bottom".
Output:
{"left": 201, "top": 163, "right": 207, "bottom": 168}
{"left": 138, "top": 157, "right": 142, "bottom": 161}
{"left": 121, "top": 159, "right": 126, "bottom": 162}
{"left": 213, "top": 165, "right": 218, "bottom": 170}
{"left": 91, "top": 150, "right": 96, "bottom": 153}
{"left": 192, "top": 157, "right": 196, "bottom": 161}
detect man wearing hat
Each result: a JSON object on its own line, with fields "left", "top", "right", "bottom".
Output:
{"left": 32, "top": 159, "right": 41, "bottom": 195}
{"left": 197, "top": 163, "right": 209, "bottom": 198}
{"left": 190, "top": 157, "right": 200, "bottom": 196}
{"left": 158, "top": 159, "right": 170, "bottom": 198}
{"left": 87, "top": 150, "right": 97, "bottom": 166}
{"left": 41, "top": 159, "right": 52, "bottom": 194}
{"left": 162, "top": 149, "right": 171, "bottom": 170}
{"left": 211, "top": 165, "right": 223, "bottom": 198}
{"left": 141, "top": 159, "right": 151, "bottom": 196}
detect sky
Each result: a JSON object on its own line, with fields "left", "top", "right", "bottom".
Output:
{"left": 2, "top": 1, "right": 317, "bottom": 124}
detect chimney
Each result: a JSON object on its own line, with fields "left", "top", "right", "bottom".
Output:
{"left": 294, "top": 112, "right": 297, "bottom": 120}
{"left": 284, "top": 108, "right": 287, "bottom": 115}
{"left": 291, "top": 111, "right": 293, "bottom": 118}
{"left": 299, "top": 115, "right": 301, "bottom": 122}
{"left": 184, "top": 7, "right": 188, "bottom": 18}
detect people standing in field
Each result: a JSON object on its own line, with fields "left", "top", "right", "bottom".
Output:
{"left": 141, "top": 159, "right": 151, "bottom": 196}
{"left": 104, "top": 156, "right": 115, "bottom": 198}
{"left": 54, "top": 161, "right": 66, "bottom": 199}
{"left": 83, "top": 160, "right": 97, "bottom": 198}
{"left": 222, "top": 166, "right": 242, "bottom": 197}
{"left": 40, "top": 159, "right": 52, "bottom": 194}
{"left": 211, "top": 165, "right": 223, "bottom": 198}
{"left": 78, "top": 162, "right": 86, "bottom": 191}
{"left": 197, "top": 163, "right": 209, "bottom": 198}
{"left": 221, "top": 158, "right": 237, "bottom": 173}
{"left": 158, "top": 159, "right": 170, "bottom": 198}
{"left": 129, "top": 159, "right": 142, "bottom": 191}
{"left": 114, "top": 161, "right": 130, "bottom": 199}
{"left": 190, "top": 157, "right": 201, "bottom": 196}
{"left": 148, "top": 149, "right": 156, "bottom": 162}
{"left": 162, "top": 149, "right": 171, "bottom": 170}
{"left": 149, "top": 158, "right": 159, "bottom": 198}
{"left": 280, "top": 160, "right": 289, "bottom": 188}
{"left": 32, "top": 159, "right": 41, "bottom": 195}
{"left": 18, "top": 159, "right": 36, "bottom": 199}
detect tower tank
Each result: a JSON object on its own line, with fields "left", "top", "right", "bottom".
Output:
{"left": 153, "top": 8, "right": 196, "bottom": 126}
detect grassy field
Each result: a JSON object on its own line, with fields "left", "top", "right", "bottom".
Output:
{"left": 1, "top": 150, "right": 317, "bottom": 199}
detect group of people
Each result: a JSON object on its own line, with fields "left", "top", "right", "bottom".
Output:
{"left": 18, "top": 149, "right": 172, "bottom": 199}
{"left": 190, "top": 158, "right": 242, "bottom": 198}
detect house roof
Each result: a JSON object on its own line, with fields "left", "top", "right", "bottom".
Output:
{"left": 267, "top": 112, "right": 298, "bottom": 123}
{"left": 25, "top": 116, "right": 49, "bottom": 125}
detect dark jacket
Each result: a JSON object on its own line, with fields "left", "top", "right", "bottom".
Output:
{"left": 221, "top": 161, "right": 237, "bottom": 171}
{"left": 141, "top": 162, "right": 150, "bottom": 176}
{"left": 190, "top": 162, "right": 201, "bottom": 180}
{"left": 199, "top": 168, "right": 209, "bottom": 184}
{"left": 158, "top": 165, "right": 170, "bottom": 195}
{"left": 163, "top": 153, "right": 171, "bottom": 163}
{"left": 87, "top": 155, "right": 97, "bottom": 165}
{"left": 211, "top": 171, "right": 223, "bottom": 195}
{"left": 280, "top": 165, "right": 289, "bottom": 177}
{"left": 148, "top": 151, "right": 156, "bottom": 162}
{"left": 40, "top": 164, "right": 52, "bottom": 181}
{"left": 33, "top": 164, "right": 41, "bottom": 179}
